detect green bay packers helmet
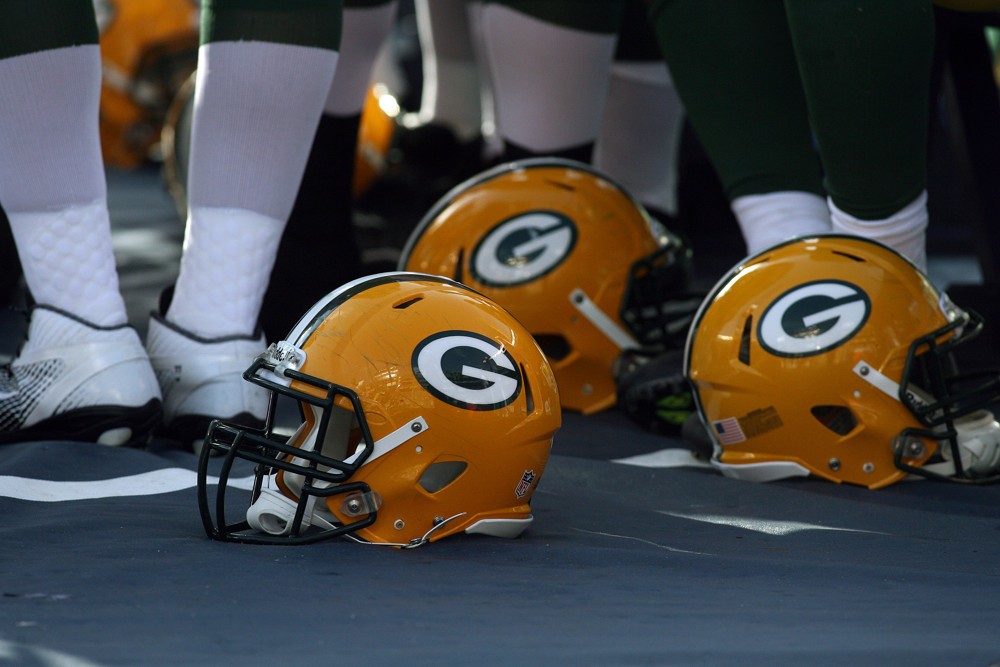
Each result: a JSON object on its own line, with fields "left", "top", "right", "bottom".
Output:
{"left": 398, "top": 158, "right": 697, "bottom": 415}
{"left": 686, "top": 235, "right": 1000, "bottom": 489}
{"left": 198, "top": 273, "right": 562, "bottom": 546}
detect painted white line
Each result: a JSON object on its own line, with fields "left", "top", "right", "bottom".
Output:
{"left": 612, "top": 448, "right": 713, "bottom": 469}
{"left": 0, "top": 469, "right": 255, "bottom": 502}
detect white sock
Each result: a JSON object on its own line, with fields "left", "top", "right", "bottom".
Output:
{"left": 731, "top": 191, "right": 832, "bottom": 256}
{"left": 829, "top": 191, "right": 928, "bottom": 273}
{"left": 324, "top": 2, "right": 398, "bottom": 116}
{"left": 414, "top": 0, "right": 484, "bottom": 140}
{"left": 186, "top": 41, "right": 338, "bottom": 220}
{"left": 8, "top": 203, "right": 127, "bottom": 327}
{"left": 594, "top": 62, "right": 684, "bottom": 217}
{"left": 167, "top": 207, "right": 284, "bottom": 338}
{"left": 0, "top": 46, "right": 126, "bottom": 327}
{"left": 481, "top": 4, "right": 615, "bottom": 152}
{"left": 170, "top": 40, "right": 339, "bottom": 338}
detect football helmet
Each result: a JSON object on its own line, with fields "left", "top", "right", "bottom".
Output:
{"left": 197, "top": 273, "right": 562, "bottom": 546}
{"left": 685, "top": 235, "right": 1000, "bottom": 489}
{"left": 398, "top": 158, "right": 697, "bottom": 414}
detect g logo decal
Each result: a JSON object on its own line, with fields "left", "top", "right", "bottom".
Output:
{"left": 471, "top": 211, "right": 577, "bottom": 287}
{"left": 758, "top": 280, "right": 870, "bottom": 357}
{"left": 413, "top": 331, "right": 522, "bottom": 410}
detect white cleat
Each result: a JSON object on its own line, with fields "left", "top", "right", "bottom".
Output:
{"left": 146, "top": 313, "right": 269, "bottom": 453}
{"left": 0, "top": 305, "right": 162, "bottom": 447}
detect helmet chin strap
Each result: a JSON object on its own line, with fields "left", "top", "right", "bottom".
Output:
{"left": 247, "top": 485, "right": 467, "bottom": 547}
{"left": 923, "top": 411, "right": 1000, "bottom": 478}
{"left": 854, "top": 360, "right": 1000, "bottom": 479}
{"left": 247, "top": 487, "right": 326, "bottom": 536}
{"left": 245, "top": 416, "right": 430, "bottom": 537}
{"left": 569, "top": 288, "right": 640, "bottom": 351}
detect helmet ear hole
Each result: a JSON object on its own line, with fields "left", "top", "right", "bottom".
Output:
{"left": 534, "top": 334, "right": 571, "bottom": 361}
{"left": 811, "top": 405, "right": 858, "bottom": 436}
{"left": 419, "top": 461, "right": 469, "bottom": 493}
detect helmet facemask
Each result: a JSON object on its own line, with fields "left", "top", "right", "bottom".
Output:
{"left": 198, "top": 347, "right": 384, "bottom": 545}
{"left": 889, "top": 306, "right": 1000, "bottom": 483}
{"left": 620, "top": 238, "right": 701, "bottom": 351}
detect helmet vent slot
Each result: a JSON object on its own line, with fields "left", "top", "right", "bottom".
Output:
{"left": 453, "top": 248, "right": 465, "bottom": 283}
{"left": 544, "top": 178, "right": 576, "bottom": 192}
{"left": 811, "top": 405, "right": 858, "bottom": 436}
{"left": 419, "top": 461, "right": 469, "bottom": 493}
{"left": 393, "top": 297, "right": 422, "bottom": 309}
{"left": 738, "top": 315, "right": 752, "bottom": 366}
{"left": 832, "top": 250, "right": 865, "bottom": 263}
{"left": 521, "top": 364, "right": 535, "bottom": 414}
{"left": 534, "top": 334, "right": 571, "bottom": 362}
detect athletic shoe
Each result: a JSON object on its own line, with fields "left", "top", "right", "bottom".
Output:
{"left": 146, "top": 313, "right": 268, "bottom": 453}
{"left": 0, "top": 305, "right": 162, "bottom": 446}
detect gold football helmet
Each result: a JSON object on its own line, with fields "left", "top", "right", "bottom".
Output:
{"left": 198, "top": 273, "right": 562, "bottom": 546}
{"left": 398, "top": 158, "right": 696, "bottom": 415}
{"left": 686, "top": 235, "right": 1000, "bottom": 489}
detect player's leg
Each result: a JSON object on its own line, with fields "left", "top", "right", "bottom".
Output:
{"left": 481, "top": 0, "right": 624, "bottom": 163}
{"left": 786, "top": 0, "right": 935, "bottom": 271}
{"left": 146, "top": 0, "right": 344, "bottom": 451}
{"left": 647, "top": 0, "right": 831, "bottom": 255}
{"left": 258, "top": 0, "right": 398, "bottom": 345}
{"left": 414, "top": 0, "right": 486, "bottom": 142}
{"left": 594, "top": 0, "right": 683, "bottom": 222}
{"left": 386, "top": 0, "right": 491, "bottom": 180}
{"left": 0, "top": 0, "right": 160, "bottom": 446}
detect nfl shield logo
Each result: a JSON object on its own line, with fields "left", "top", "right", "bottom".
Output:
{"left": 515, "top": 470, "right": 536, "bottom": 498}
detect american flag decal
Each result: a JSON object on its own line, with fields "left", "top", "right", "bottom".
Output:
{"left": 713, "top": 417, "right": 746, "bottom": 445}
{"left": 515, "top": 470, "right": 536, "bottom": 498}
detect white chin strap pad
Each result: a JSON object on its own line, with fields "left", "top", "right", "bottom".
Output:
{"left": 925, "top": 410, "right": 1000, "bottom": 477}
{"left": 954, "top": 411, "right": 1000, "bottom": 475}
{"left": 246, "top": 488, "right": 312, "bottom": 536}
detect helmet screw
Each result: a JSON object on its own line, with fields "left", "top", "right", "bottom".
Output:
{"left": 394, "top": 519, "right": 405, "bottom": 530}
{"left": 347, "top": 499, "right": 362, "bottom": 514}
{"left": 828, "top": 458, "right": 841, "bottom": 472}
{"left": 411, "top": 422, "right": 422, "bottom": 433}
{"left": 433, "top": 516, "right": 445, "bottom": 526}
{"left": 905, "top": 438, "right": 926, "bottom": 458}
{"left": 859, "top": 365, "right": 869, "bottom": 376}
{"left": 863, "top": 462, "right": 875, "bottom": 473}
